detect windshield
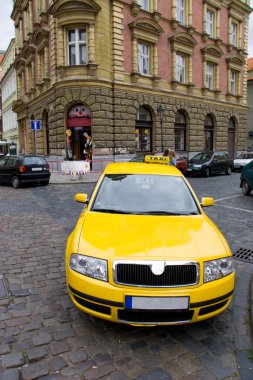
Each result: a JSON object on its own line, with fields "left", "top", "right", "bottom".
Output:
{"left": 23, "top": 157, "right": 46, "bottom": 165}
{"left": 236, "top": 153, "right": 253, "bottom": 159}
{"left": 91, "top": 174, "right": 200, "bottom": 215}
{"left": 190, "top": 152, "right": 212, "bottom": 162}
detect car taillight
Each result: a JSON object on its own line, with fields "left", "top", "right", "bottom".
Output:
{"left": 19, "top": 165, "right": 27, "bottom": 173}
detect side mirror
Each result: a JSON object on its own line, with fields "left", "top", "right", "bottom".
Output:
{"left": 75, "top": 193, "right": 88, "bottom": 204}
{"left": 201, "top": 197, "right": 214, "bottom": 207}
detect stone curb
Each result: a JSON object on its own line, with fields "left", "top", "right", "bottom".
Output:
{"left": 49, "top": 173, "right": 100, "bottom": 185}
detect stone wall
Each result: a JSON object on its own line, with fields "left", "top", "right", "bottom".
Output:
{"left": 23, "top": 85, "right": 248, "bottom": 156}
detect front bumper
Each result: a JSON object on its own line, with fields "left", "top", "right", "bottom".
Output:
{"left": 19, "top": 173, "right": 50, "bottom": 183}
{"left": 186, "top": 167, "right": 203, "bottom": 176}
{"left": 67, "top": 269, "right": 235, "bottom": 326}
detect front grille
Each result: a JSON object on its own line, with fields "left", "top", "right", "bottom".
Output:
{"left": 115, "top": 263, "right": 198, "bottom": 287}
{"left": 118, "top": 309, "right": 194, "bottom": 324}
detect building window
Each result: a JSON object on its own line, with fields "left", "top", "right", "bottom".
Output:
{"left": 176, "top": 0, "right": 185, "bottom": 24}
{"left": 206, "top": 62, "right": 214, "bottom": 90}
{"left": 135, "top": 106, "right": 152, "bottom": 152}
{"left": 41, "top": 51, "right": 45, "bottom": 79}
{"left": 174, "top": 111, "right": 186, "bottom": 151}
{"left": 138, "top": 43, "right": 150, "bottom": 75}
{"left": 231, "top": 22, "right": 238, "bottom": 47}
{"left": 176, "top": 54, "right": 186, "bottom": 83}
{"left": 68, "top": 28, "right": 86, "bottom": 66}
{"left": 206, "top": 9, "right": 214, "bottom": 37}
{"left": 139, "top": 0, "right": 149, "bottom": 11}
{"left": 230, "top": 70, "right": 236, "bottom": 95}
{"left": 204, "top": 115, "right": 214, "bottom": 151}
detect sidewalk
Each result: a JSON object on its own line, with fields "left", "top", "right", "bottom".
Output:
{"left": 49, "top": 171, "right": 101, "bottom": 184}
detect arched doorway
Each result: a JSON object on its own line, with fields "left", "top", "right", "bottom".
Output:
{"left": 42, "top": 110, "right": 50, "bottom": 155}
{"left": 135, "top": 106, "right": 152, "bottom": 152}
{"left": 204, "top": 115, "right": 214, "bottom": 151}
{"left": 66, "top": 104, "right": 91, "bottom": 160}
{"left": 174, "top": 110, "right": 186, "bottom": 151}
{"left": 228, "top": 118, "right": 236, "bottom": 159}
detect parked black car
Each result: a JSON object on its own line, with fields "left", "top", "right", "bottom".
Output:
{"left": 186, "top": 151, "right": 234, "bottom": 177}
{"left": 0, "top": 155, "right": 51, "bottom": 188}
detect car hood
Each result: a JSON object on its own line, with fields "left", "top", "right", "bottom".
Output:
{"left": 77, "top": 212, "right": 228, "bottom": 260}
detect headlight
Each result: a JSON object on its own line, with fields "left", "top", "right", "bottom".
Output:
{"left": 193, "top": 164, "right": 202, "bottom": 168}
{"left": 70, "top": 254, "right": 108, "bottom": 282}
{"left": 204, "top": 257, "right": 234, "bottom": 283}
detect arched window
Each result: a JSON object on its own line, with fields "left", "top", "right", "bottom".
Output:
{"left": 135, "top": 106, "right": 152, "bottom": 152}
{"left": 174, "top": 111, "right": 186, "bottom": 151}
{"left": 228, "top": 117, "right": 236, "bottom": 159}
{"left": 204, "top": 115, "right": 214, "bottom": 151}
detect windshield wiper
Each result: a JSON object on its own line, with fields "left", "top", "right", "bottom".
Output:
{"left": 137, "top": 211, "right": 182, "bottom": 215}
{"left": 92, "top": 208, "right": 133, "bottom": 214}
{"left": 137, "top": 211, "right": 199, "bottom": 215}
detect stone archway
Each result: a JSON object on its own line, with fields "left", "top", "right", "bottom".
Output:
{"left": 228, "top": 117, "right": 236, "bottom": 159}
{"left": 135, "top": 106, "right": 153, "bottom": 152}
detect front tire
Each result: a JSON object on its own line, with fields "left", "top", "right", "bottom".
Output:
{"left": 241, "top": 180, "right": 251, "bottom": 196}
{"left": 225, "top": 166, "right": 232, "bottom": 175}
{"left": 204, "top": 167, "right": 210, "bottom": 177}
{"left": 12, "top": 176, "right": 20, "bottom": 189}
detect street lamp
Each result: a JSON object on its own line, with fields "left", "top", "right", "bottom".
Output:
{"left": 157, "top": 104, "right": 165, "bottom": 152}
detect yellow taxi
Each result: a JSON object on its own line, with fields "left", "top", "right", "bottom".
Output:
{"left": 66, "top": 156, "right": 235, "bottom": 326}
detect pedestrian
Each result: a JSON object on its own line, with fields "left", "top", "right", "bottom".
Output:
{"left": 169, "top": 149, "right": 177, "bottom": 166}
{"left": 84, "top": 134, "right": 93, "bottom": 171}
{"left": 163, "top": 149, "right": 169, "bottom": 157}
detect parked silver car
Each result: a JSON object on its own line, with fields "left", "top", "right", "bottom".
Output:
{"left": 234, "top": 152, "right": 253, "bottom": 171}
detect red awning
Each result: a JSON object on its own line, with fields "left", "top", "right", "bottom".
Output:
{"left": 67, "top": 117, "right": 91, "bottom": 127}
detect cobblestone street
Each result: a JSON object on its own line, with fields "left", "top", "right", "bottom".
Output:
{"left": 0, "top": 172, "right": 253, "bottom": 380}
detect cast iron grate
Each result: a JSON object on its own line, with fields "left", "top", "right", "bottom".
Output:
{"left": 233, "top": 248, "right": 253, "bottom": 263}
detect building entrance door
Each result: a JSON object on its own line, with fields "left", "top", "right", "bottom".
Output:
{"left": 67, "top": 104, "right": 91, "bottom": 160}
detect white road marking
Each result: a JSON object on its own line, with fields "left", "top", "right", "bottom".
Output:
{"left": 214, "top": 194, "right": 243, "bottom": 202}
{"left": 215, "top": 204, "right": 253, "bottom": 214}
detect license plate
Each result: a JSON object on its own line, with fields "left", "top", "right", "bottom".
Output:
{"left": 187, "top": 168, "right": 192, "bottom": 171}
{"left": 32, "top": 167, "right": 42, "bottom": 171}
{"left": 125, "top": 296, "right": 189, "bottom": 310}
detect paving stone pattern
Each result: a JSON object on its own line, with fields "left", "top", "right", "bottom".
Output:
{"left": 0, "top": 173, "right": 253, "bottom": 379}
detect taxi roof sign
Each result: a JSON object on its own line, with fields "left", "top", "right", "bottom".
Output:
{"left": 145, "top": 155, "right": 170, "bottom": 164}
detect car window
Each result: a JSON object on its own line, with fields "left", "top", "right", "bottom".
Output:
{"left": 191, "top": 153, "right": 212, "bottom": 161}
{"left": 218, "top": 153, "right": 225, "bottom": 160}
{"left": 23, "top": 157, "right": 46, "bottom": 165}
{"left": 92, "top": 174, "right": 200, "bottom": 215}
{"left": 5, "top": 158, "right": 17, "bottom": 168}
{"left": 0, "top": 158, "right": 6, "bottom": 168}
{"left": 237, "top": 153, "right": 253, "bottom": 159}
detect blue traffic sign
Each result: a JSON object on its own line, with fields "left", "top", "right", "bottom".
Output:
{"left": 30, "top": 120, "right": 41, "bottom": 131}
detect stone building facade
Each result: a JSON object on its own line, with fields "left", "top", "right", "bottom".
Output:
{"left": 11, "top": 0, "right": 252, "bottom": 160}
{"left": 0, "top": 39, "right": 18, "bottom": 152}
{"left": 247, "top": 57, "right": 253, "bottom": 149}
